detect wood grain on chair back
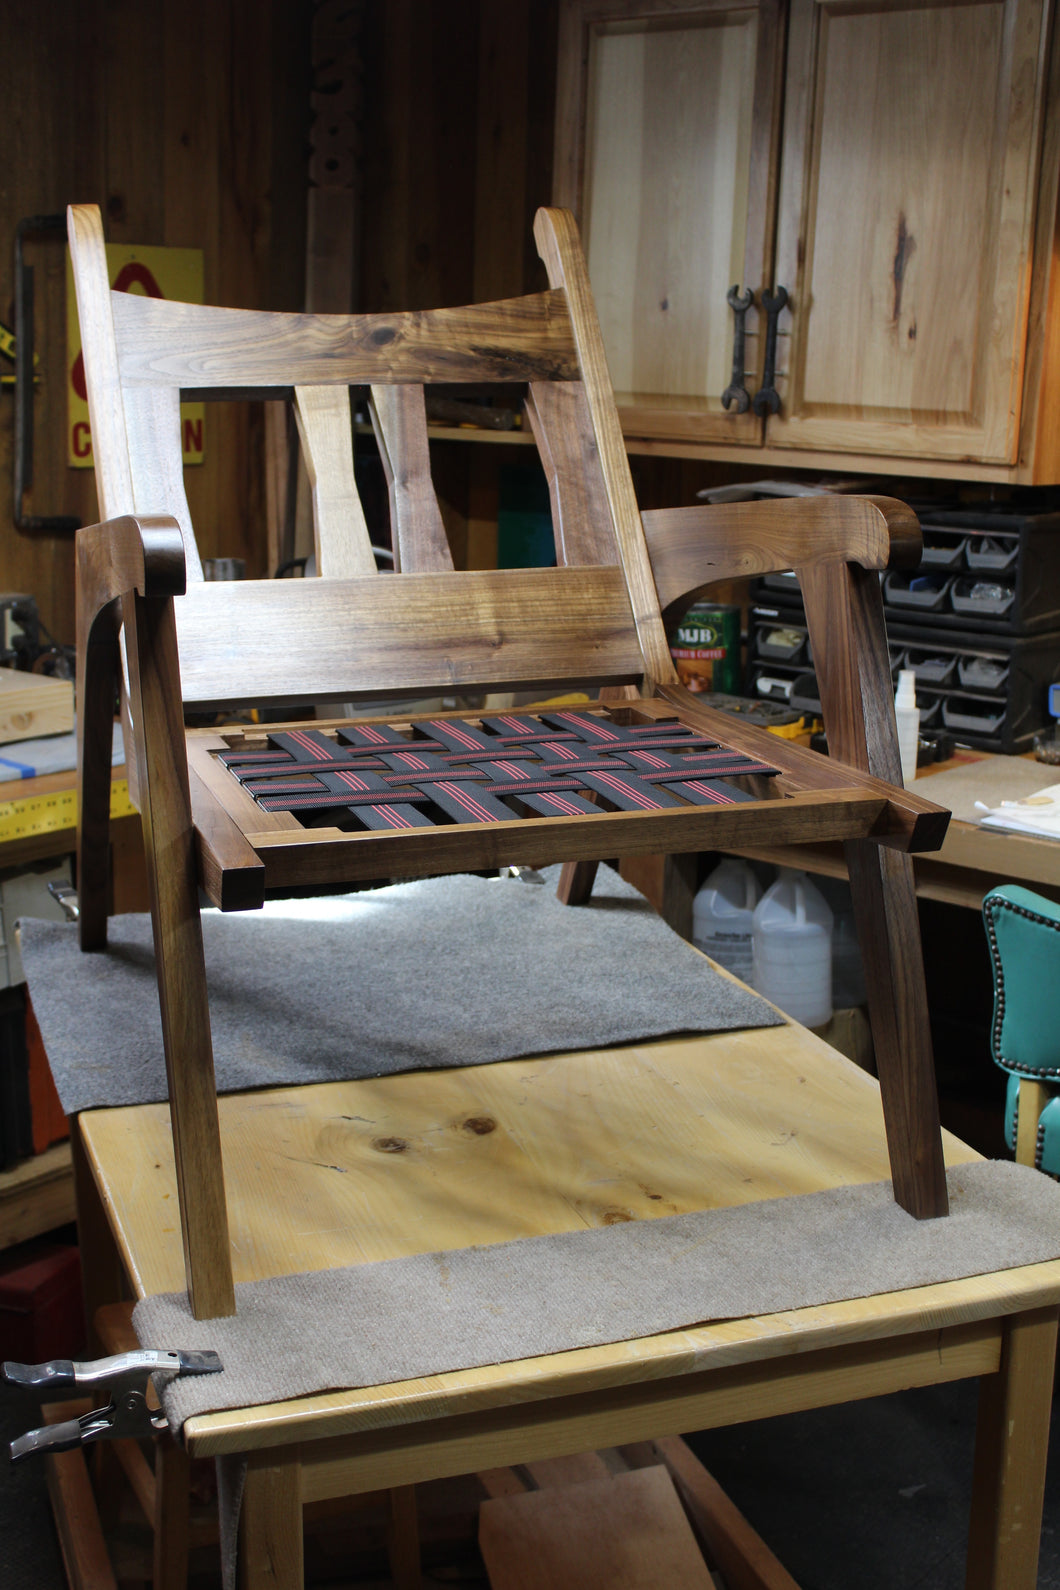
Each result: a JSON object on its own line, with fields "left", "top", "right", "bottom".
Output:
{"left": 67, "top": 200, "right": 660, "bottom": 708}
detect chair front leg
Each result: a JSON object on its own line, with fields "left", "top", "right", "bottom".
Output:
{"left": 799, "top": 557, "right": 948, "bottom": 1218}
{"left": 123, "top": 589, "right": 236, "bottom": 1319}
{"left": 844, "top": 841, "right": 948, "bottom": 1217}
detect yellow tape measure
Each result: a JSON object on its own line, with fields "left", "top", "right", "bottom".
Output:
{"left": 0, "top": 780, "right": 136, "bottom": 844}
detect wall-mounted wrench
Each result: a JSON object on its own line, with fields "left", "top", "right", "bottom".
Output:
{"left": 721, "top": 286, "right": 754, "bottom": 413}
{"left": 752, "top": 286, "right": 789, "bottom": 417}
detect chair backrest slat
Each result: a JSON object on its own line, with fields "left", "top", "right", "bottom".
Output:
{"left": 110, "top": 288, "right": 581, "bottom": 388}
{"left": 293, "top": 386, "right": 376, "bottom": 578}
{"left": 533, "top": 209, "right": 675, "bottom": 688}
{"left": 174, "top": 566, "right": 641, "bottom": 707}
{"left": 124, "top": 387, "right": 203, "bottom": 581}
{"left": 526, "top": 381, "right": 619, "bottom": 567}
{"left": 369, "top": 385, "right": 453, "bottom": 572}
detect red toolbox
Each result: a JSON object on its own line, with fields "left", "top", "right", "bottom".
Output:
{"left": 0, "top": 1243, "right": 83, "bottom": 1363}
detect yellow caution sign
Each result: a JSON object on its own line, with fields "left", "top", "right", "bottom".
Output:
{"left": 66, "top": 245, "right": 205, "bottom": 468}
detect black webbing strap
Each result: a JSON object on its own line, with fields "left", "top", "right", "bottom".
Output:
{"left": 219, "top": 709, "right": 780, "bottom": 832}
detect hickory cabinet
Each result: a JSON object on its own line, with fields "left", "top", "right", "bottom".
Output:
{"left": 555, "top": 0, "right": 1060, "bottom": 482}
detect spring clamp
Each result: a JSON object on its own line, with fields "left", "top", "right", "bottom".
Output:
{"left": 3, "top": 1347, "right": 223, "bottom": 1461}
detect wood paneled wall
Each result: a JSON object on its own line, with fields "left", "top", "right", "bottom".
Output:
{"left": 0, "top": 0, "right": 312, "bottom": 642}
{"left": 358, "top": 0, "right": 559, "bottom": 314}
{"left": 5, "top": 0, "right": 720, "bottom": 626}
{"left": 352, "top": 0, "right": 766, "bottom": 567}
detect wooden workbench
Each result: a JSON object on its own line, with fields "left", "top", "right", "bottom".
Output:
{"left": 76, "top": 1021, "right": 1060, "bottom": 1588}
{"left": 729, "top": 754, "right": 1060, "bottom": 911}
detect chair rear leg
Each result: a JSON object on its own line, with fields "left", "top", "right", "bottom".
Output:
{"left": 845, "top": 841, "right": 948, "bottom": 1218}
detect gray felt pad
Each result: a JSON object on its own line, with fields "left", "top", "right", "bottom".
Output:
{"left": 20, "top": 866, "right": 781, "bottom": 1115}
{"left": 136, "top": 1160, "right": 1060, "bottom": 1430}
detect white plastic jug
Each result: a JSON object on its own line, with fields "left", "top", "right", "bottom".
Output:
{"left": 692, "top": 859, "right": 761, "bottom": 981}
{"left": 751, "top": 868, "right": 834, "bottom": 1028}
{"left": 814, "top": 875, "right": 867, "bottom": 1009}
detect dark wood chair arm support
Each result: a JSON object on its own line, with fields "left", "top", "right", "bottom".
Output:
{"left": 75, "top": 515, "right": 187, "bottom": 953}
{"left": 643, "top": 494, "right": 921, "bottom": 621}
{"left": 863, "top": 496, "right": 923, "bottom": 569}
{"left": 76, "top": 514, "right": 187, "bottom": 638}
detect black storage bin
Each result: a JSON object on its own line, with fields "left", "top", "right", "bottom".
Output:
{"left": 920, "top": 530, "right": 967, "bottom": 569}
{"left": 904, "top": 647, "right": 958, "bottom": 687}
{"left": 751, "top": 499, "right": 1060, "bottom": 635}
{"left": 752, "top": 616, "right": 812, "bottom": 667}
{"left": 746, "top": 660, "right": 803, "bottom": 706}
{"left": 883, "top": 570, "right": 954, "bottom": 612}
{"left": 749, "top": 588, "right": 1060, "bottom": 753}
{"left": 790, "top": 672, "right": 823, "bottom": 715}
{"left": 884, "top": 623, "right": 1060, "bottom": 753}
{"left": 913, "top": 503, "right": 1060, "bottom": 633}
{"left": 949, "top": 576, "right": 1016, "bottom": 621}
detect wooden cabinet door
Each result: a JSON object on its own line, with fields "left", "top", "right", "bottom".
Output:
{"left": 554, "top": 0, "right": 785, "bottom": 445}
{"left": 768, "top": 0, "right": 1050, "bottom": 465}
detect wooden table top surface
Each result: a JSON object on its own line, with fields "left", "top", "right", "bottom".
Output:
{"left": 79, "top": 1019, "right": 1060, "bottom": 1456}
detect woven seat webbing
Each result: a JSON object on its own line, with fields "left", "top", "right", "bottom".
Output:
{"left": 217, "top": 709, "right": 778, "bottom": 829}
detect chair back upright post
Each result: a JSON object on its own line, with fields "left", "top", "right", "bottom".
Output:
{"left": 69, "top": 202, "right": 235, "bottom": 1317}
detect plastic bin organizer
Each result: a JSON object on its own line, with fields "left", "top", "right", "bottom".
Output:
{"left": 884, "top": 503, "right": 1060, "bottom": 635}
{"left": 748, "top": 597, "right": 1060, "bottom": 754}
{"left": 888, "top": 623, "right": 1060, "bottom": 753}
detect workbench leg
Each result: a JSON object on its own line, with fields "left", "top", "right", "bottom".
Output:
{"left": 154, "top": 1433, "right": 191, "bottom": 1590}
{"left": 241, "top": 1450, "right": 303, "bottom": 1589}
{"left": 386, "top": 1484, "right": 422, "bottom": 1589}
{"left": 965, "top": 1305, "right": 1058, "bottom": 1590}
{"left": 70, "top": 1118, "right": 126, "bottom": 1355}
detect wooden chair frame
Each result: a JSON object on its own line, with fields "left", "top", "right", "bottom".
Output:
{"left": 69, "top": 201, "right": 951, "bottom": 1330}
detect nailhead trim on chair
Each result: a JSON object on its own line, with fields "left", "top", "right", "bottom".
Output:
{"left": 983, "top": 894, "right": 1060, "bottom": 1080}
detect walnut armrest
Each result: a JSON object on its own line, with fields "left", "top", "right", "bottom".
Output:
{"left": 76, "top": 513, "right": 187, "bottom": 643}
{"left": 643, "top": 495, "right": 919, "bottom": 621}
{"left": 77, "top": 515, "right": 228, "bottom": 954}
{"left": 642, "top": 494, "right": 947, "bottom": 855}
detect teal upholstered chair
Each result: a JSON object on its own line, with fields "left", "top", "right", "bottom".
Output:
{"left": 983, "top": 885, "right": 1060, "bottom": 1173}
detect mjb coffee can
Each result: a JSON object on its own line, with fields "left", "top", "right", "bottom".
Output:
{"left": 670, "top": 602, "right": 742, "bottom": 695}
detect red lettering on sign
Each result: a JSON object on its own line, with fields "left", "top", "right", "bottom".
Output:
{"left": 183, "top": 417, "right": 203, "bottom": 454}
{"left": 72, "top": 421, "right": 92, "bottom": 458}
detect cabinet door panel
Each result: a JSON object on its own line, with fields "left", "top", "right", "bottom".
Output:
{"left": 555, "top": 0, "right": 785, "bottom": 445}
{"left": 770, "top": 0, "right": 1049, "bottom": 463}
